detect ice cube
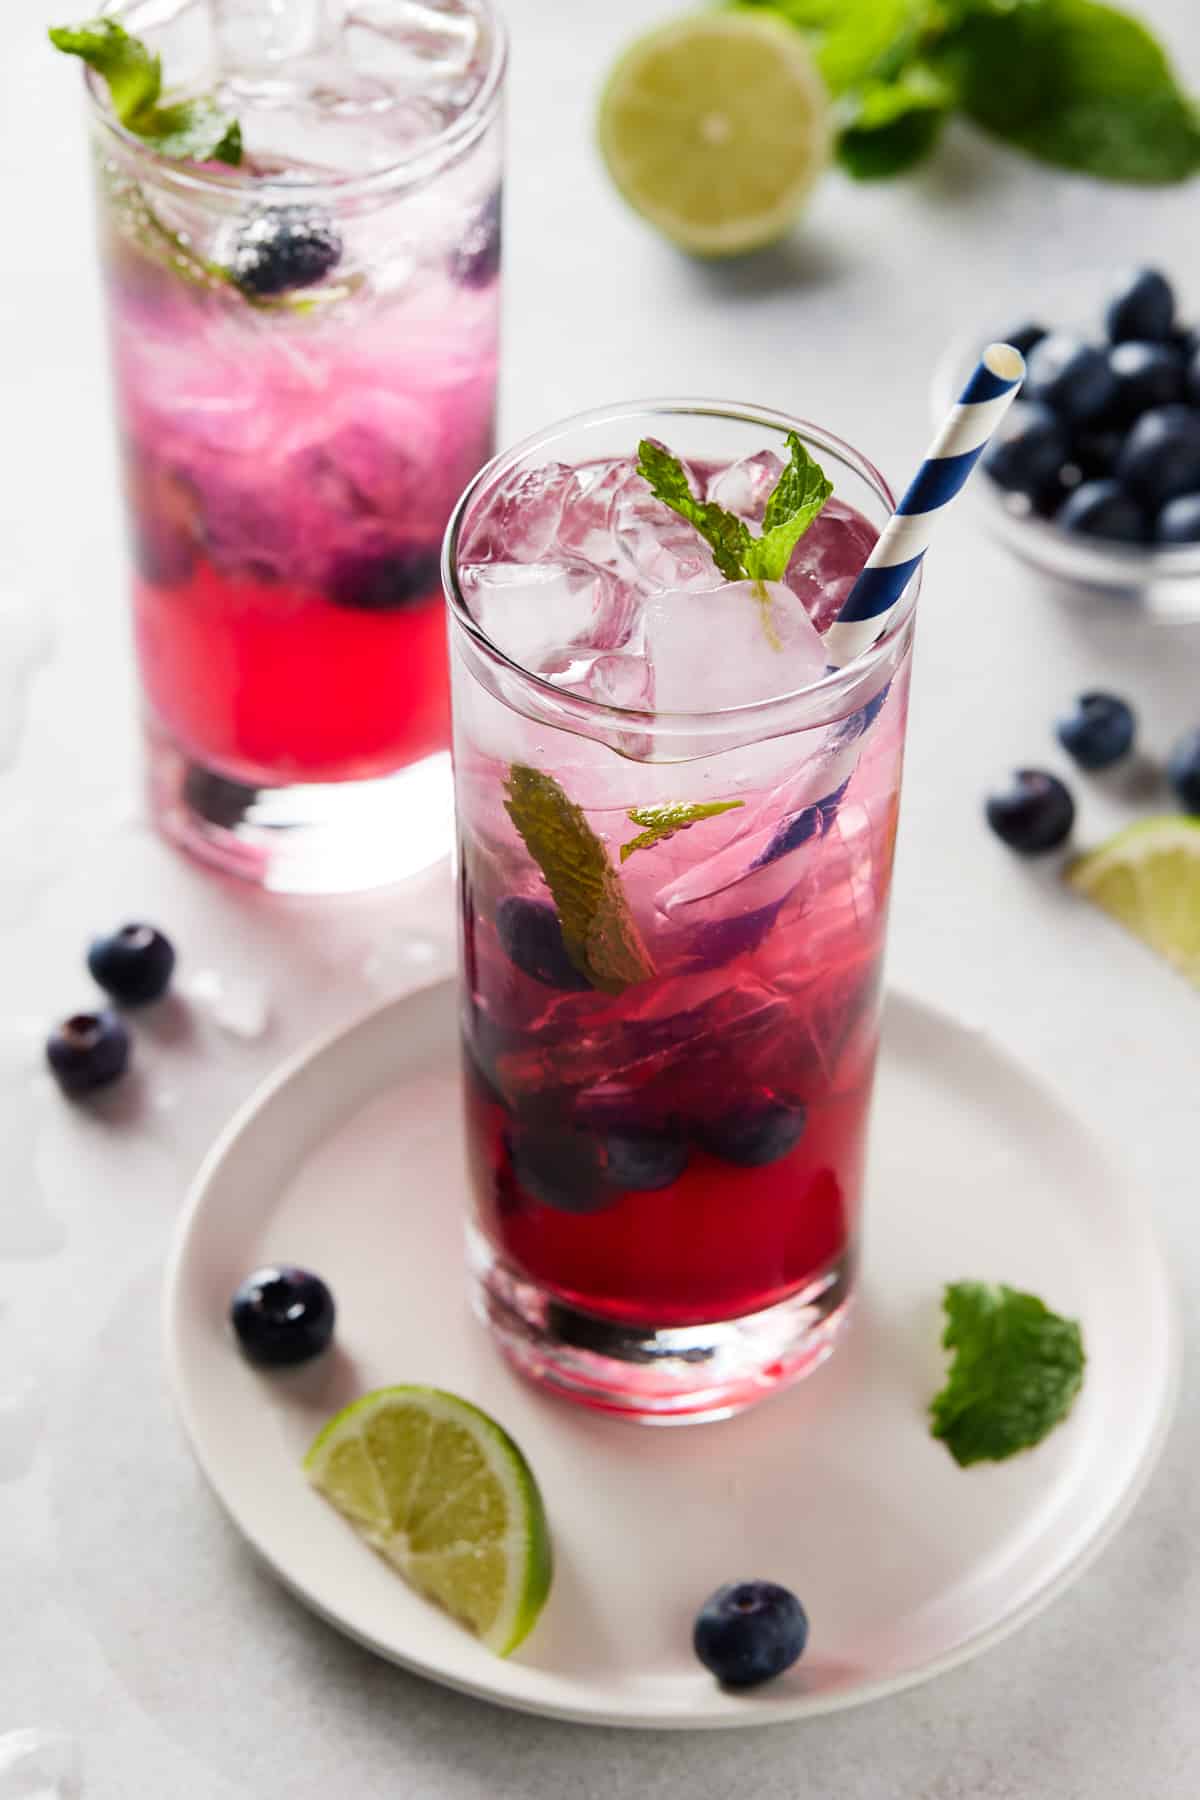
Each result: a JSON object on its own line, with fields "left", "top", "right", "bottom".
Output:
{"left": 461, "top": 559, "right": 635, "bottom": 673}
{"left": 613, "top": 461, "right": 723, "bottom": 594}
{"left": 643, "top": 580, "right": 830, "bottom": 713}
{"left": 554, "top": 460, "right": 634, "bottom": 567}
{"left": 786, "top": 498, "right": 878, "bottom": 633}
{"left": 706, "top": 450, "right": 784, "bottom": 524}
{"left": 461, "top": 462, "right": 576, "bottom": 565}
{"left": 547, "top": 650, "right": 653, "bottom": 710}
{"left": 0, "top": 1730, "right": 81, "bottom": 1800}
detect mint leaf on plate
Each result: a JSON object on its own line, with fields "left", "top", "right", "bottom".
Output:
{"left": 504, "top": 765, "right": 655, "bottom": 994}
{"left": 636, "top": 440, "right": 751, "bottom": 583}
{"left": 620, "top": 800, "right": 744, "bottom": 863}
{"left": 50, "top": 16, "right": 242, "bottom": 166}
{"left": 742, "top": 432, "right": 834, "bottom": 584}
{"left": 930, "top": 1281, "right": 1086, "bottom": 1468}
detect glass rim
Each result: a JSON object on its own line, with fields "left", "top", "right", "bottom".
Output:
{"left": 84, "top": 0, "right": 508, "bottom": 204}
{"left": 442, "top": 397, "right": 918, "bottom": 731}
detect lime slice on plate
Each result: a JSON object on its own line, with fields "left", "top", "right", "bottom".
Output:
{"left": 597, "top": 12, "right": 830, "bottom": 256}
{"left": 1067, "top": 815, "right": 1200, "bottom": 988}
{"left": 304, "top": 1386, "right": 553, "bottom": 1655}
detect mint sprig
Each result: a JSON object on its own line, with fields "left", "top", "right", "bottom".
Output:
{"left": 620, "top": 800, "right": 744, "bottom": 863}
{"left": 636, "top": 433, "right": 832, "bottom": 586}
{"left": 930, "top": 1282, "right": 1086, "bottom": 1468}
{"left": 50, "top": 18, "right": 242, "bottom": 165}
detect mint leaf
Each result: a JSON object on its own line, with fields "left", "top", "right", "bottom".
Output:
{"left": 50, "top": 17, "right": 242, "bottom": 166}
{"left": 635, "top": 440, "right": 750, "bottom": 583}
{"left": 504, "top": 765, "right": 655, "bottom": 994}
{"left": 138, "top": 98, "right": 243, "bottom": 166}
{"left": 930, "top": 1282, "right": 1086, "bottom": 1468}
{"left": 742, "top": 432, "right": 834, "bottom": 584}
{"left": 620, "top": 800, "right": 744, "bottom": 863}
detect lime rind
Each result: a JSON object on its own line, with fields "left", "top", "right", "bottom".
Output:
{"left": 1067, "top": 814, "right": 1200, "bottom": 988}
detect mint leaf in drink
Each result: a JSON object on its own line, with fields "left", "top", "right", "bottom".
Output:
{"left": 504, "top": 765, "right": 655, "bottom": 994}
{"left": 50, "top": 17, "right": 242, "bottom": 166}
{"left": 742, "top": 433, "right": 834, "bottom": 585}
{"left": 620, "top": 800, "right": 744, "bottom": 863}
{"left": 930, "top": 1282, "right": 1086, "bottom": 1468}
{"left": 636, "top": 441, "right": 751, "bottom": 583}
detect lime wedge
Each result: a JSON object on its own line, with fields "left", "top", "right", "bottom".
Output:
{"left": 1067, "top": 815, "right": 1200, "bottom": 989}
{"left": 597, "top": 13, "right": 830, "bottom": 257}
{"left": 304, "top": 1386, "right": 552, "bottom": 1655}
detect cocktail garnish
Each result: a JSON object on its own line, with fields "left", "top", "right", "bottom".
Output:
{"left": 49, "top": 18, "right": 242, "bottom": 165}
{"left": 930, "top": 1281, "right": 1086, "bottom": 1467}
{"left": 620, "top": 799, "right": 744, "bottom": 863}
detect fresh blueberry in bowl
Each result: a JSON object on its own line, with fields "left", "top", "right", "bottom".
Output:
{"left": 699, "top": 1098, "right": 807, "bottom": 1167}
{"left": 1104, "top": 267, "right": 1175, "bottom": 344}
{"left": 230, "top": 1266, "right": 336, "bottom": 1366}
{"left": 1024, "top": 333, "right": 1117, "bottom": 425}
{"left": 496, "top": 896, "right": 591, "bottom": 991}
{"left": 1116, "top": 405, "right": 1200, "bottom": 510}
{"left": 1056, "top": 480, "right": 1146, "bottom": 544}
{"left": 88, "top": 924, "right": 176, "bottom": 1006}
{"left": 981, "top": 402, "right": 1070, "bottom": 497}
{"left": 325, "top": 545, "right": 441, "bottom": 612}
{"left": 1156, "top": 493, "right": 1200, "bottom": 544}
{"left": 1167, "top": 729, "right": 1200, "bottom": 814}
{"left": 1106, "top": 341, "right": 1184, "bottom": 420}
{"left": 985, "top": 770, "right": 1075, "bottom": 854}
{"left": 1055, "top": 693, "right": 1136, "bottom": 770}
{"left": 46, "top": 1011, "right": 130, "bottom": 1097}
{"left": 1066, "top": 426, "right": 1123, "bottom": 481}
{"left": 693, "top": 1582, "right": 809, "bottom": 1688}
{"left": 230, "top": 205, "right": 343, "bottom": 297}
{"left": 1187, "top": 347, "right": 1200, "bottom": 405}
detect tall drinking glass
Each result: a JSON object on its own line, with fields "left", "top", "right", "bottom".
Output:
{"left": 445, "top": 402, "right": 918, "bottom": 1422}
{"left": 84, "top": 0, "right": 506, "bottom": 891}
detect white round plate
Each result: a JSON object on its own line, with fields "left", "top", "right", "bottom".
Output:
{"left": 163, "top": 981, "right": 1177, "bottom": 1729}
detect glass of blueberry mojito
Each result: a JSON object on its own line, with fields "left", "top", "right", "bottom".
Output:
{"left": 444, "top": 401, "right": 918, "bottom": 1421}
{"left": 68, "top": 0, "right": 505, "bottom": 890}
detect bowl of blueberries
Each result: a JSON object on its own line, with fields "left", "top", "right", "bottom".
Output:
{"left": 933, "top": 267, "right": 1200, "bottom": 619}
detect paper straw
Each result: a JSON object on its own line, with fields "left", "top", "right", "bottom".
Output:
{"left": 823, "top": 342, "right": 1026, "bottom": 667}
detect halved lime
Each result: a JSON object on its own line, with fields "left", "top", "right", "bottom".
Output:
{"left": 597, "top": 13, "right": 830, "bottom": 257}
{"left": 304, "top": 1386, "right": 552, "bottom": 1655}
{"left": 1067, "top": 815, "right": 1200, "bottom": 988}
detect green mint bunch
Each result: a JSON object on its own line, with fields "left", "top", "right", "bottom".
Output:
{"left": 50, "top": 18, "right": 242, "bottom": 165}
{"left": 636, "top": 432, "right": 833, "bottom": 586}
{"left": 930, "top": 1281, "right": 1086, "bottom": 1467}
{"left": 732, "top": 0, "right": 1200, "bottom": 185}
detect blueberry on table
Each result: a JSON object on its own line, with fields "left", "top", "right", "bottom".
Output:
{"left": 510, "top": 1127, "right": 612, "bottom": 1214}
{"left": 1024, "top": 334, "right": 1118, "bottom": 426}
{"left": 1055, "top": 693, "right": 1136, "bottom": 770}
{"left": 699, "top": 1098, "right": 807, "bottom": 1167}
{"left": 605, "top": 1130, "right": 689, "bottom": 1193}
{"left": 325, "top": 546, "right": 441, "bottom": 612}
{"left": 981, "top": 402, "right": 1069, "bottom": 496}
{"left": 1155, "top": 494, "right": 1200, "bottom": 544}
{"left": 230, "top": 1266, "right": 336, "bottom": 1366}
{"left": 87, "top": 923, "right": 176, "bottom": 1005}
{"left": 1117, "top": 406, "right": 1200, "bottom": 510}
{"left": 230, "top": 206, "right": 343, "bottom": 297}
{"left": 985, "top": 771, "right": 1075, "bottom": 855}
{"left": 999, "top": 321, "right": 1048, "bottom": 359}
{"left": 1104, "top": 268, "right": 1175, "bottom": 344}
{"left": 1167, "top": 729, "right": 1200, "bottom": 815}
{"left": 693, "top": 1582, "right": 809, "bottom": 1688}
{"left": 496, "top": 896, "right": 590, "bottom": 991}
{"left": 1055, "top": 480, "right": 1146, "bottom": 545}
{"left": 1106, "top": 341, "right": 1184, "bottom": 420}
{"left": 451, "top": 189, "right": 502, "bottom": 290}
{"left": 45, "top": 1011, "right": 130, "bottom": 1097}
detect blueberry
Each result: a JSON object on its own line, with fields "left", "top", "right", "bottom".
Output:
{"left": 1067, "top": 427, "right": 1123, "bottom": 480}
{"left": 1188, "top": 348, "right": 1200, "bottom": 406}
{"left": 1117, "top": 406, "right": 1200, "bottom": 510}
{"left": 699, "top": 1098, "right": 807, "bottom": 1167}
{"left": 496, "top": 896, "right": 590, "bottom": 991}
{"left": 981, "top": 402, "right": 1070, "bottom": 497}
{"left": 1172, "top": 325, "right": 1199, "bottom": 361}
{"left": 999, "top": 321, "right": 1048, "bottom": 359}
{"left": 1167, "top": 729, "right": 1200, "bottom": 814}
{"left": 1155, "top": 493, "right": 1200, "bottom": 544}
{"left": 1056, "top": 480, "right": 1146, "bottom": 544}
{"left": 451, "top": 189, "right": 502, "bottom": 290}
{"left": 604, "top": 1130, "right": 689, "bottom": 1193}
{"left": 1024, "top": 334, "right": 1118, "bottom": 426}
{"left": 1106, "top": 341, "right": 1184, "bottom": 420}
{"left": 87, "top": 923, "right": 176, "bottom": 1005}
{"left": 230, "top": 206, "right": 343, "bottom": 297}
{"left": 693, "top": 1582, "right": 809, "bottom": 1688}
{"left": 1055, "top": 692, "right": 1136, "bottom": 770}
{"left": 45, "top": 1011, "right": 130, "bottom": 1097}
{"left": 1104, "top": 267, "right": 1175, "bottom": 344}
{"left": 510, "top": 1127, "right": 611, "bottom": 1213}
{"left": 985, "top": 770, "right": 1075, "bottom": 854}
{"left": 230, "top": 1266, "right": 335, "bottom": 1366}
{"left": 325, "top": 545, "right": 441, "bottom": 612}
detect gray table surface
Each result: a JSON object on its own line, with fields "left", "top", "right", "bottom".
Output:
{"left": 3, "top": 0, "right": 1200, "bottom": 1793}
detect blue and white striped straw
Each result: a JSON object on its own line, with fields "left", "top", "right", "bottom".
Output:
{"left": 823, "top": 342, "right": 1026, "bottom": 667}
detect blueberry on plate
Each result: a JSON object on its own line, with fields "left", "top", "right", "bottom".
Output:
{"left": 1104, "top": 267, "right": 1175, "bottom": 344}
{"left": 230, "top": 205, "right": 343, "bottom": 297}
{"left": 604, "top": 1129, "right": 689, "bottom": 1193}
{"left": 1167, "top": 729, "right": 1200, "bottom": 814}
{"left": 981, "top": 401, "right": 1069, "bottom": 496}
{"left": 1117, "top": 406, "right": 1200, "bottom": 511}
{"left": 693, "top": 1582, "right": 809, "bottom": 1688}
{"left": 88, "top": 923, "right": 176, "bottom": 1005}
{"left": 496, "top": 896, "right": 591, "bottom": 991}
{"left": 451, "top": 188, "right": 502, "bottom": 289}
{"left": 510, "top": 1127, "right": 612, "bottom": 1213}
{"left": 1055, "top": 693, "right": 1136, "bottom": 770}
{"left": 45, "top": 1011, "right": 130, "bottom": 1097}
{"left": 985, "top": 770, "right": 1075, "bottom": 854}
{"left": 1155, "top": 493, "right": 1200, "bottom": 544}
{"left": 699, "top": 1098, "right": 807, "bottom": 1167}
{"left": 1024, "top": 334, "right": 1118, "bottom": 426}
{"left": 230, "top": 1266, "right": 336, "bottom": 1366}
{"left": 325, "top": 545, "right": 441, "bottom": 612}
{"left": 999, "top": 321, "right": 1048, "bottom": 359}
{"left": 1056, "top": 479, "right": 1146, "bottom": 544}
{"left": 1106, "top": 341, "right": 1184, "bottom": 420}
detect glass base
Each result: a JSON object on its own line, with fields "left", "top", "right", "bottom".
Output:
{"left": 467, "top": 1227, "right": 854, "bottom": 1425}
{"left": 145, "top": 722, "right": 454, "bottom": 894}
